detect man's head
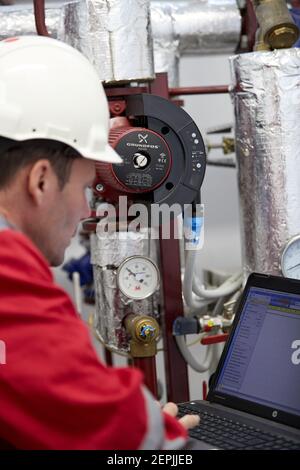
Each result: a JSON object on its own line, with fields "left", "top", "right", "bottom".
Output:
{"left": 0, "top": 35, "right": 123, "bottom": 265}
{"left": 0, "top": 139, "right": 95, "bottom": 266}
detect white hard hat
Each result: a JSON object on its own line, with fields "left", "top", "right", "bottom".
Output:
{"left": 0, "top": 36, "right": 122, "bottom": 164}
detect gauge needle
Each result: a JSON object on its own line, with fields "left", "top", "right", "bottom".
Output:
{"left": 126, "top": 267, "right": 136, "bottom": 276}
{"left": 287, "top": 262, "right": 300, "bottom": 271}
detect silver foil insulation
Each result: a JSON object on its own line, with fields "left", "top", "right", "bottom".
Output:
{"left": 90, "top": 230, "right": 160, "bottom": 353}
{"left": 1, "top": 1, "right": 240, "bottom": 86}
{"left": 0, "top": 4, "right": 61, "bottom": 39}
{"left": 151, "top": 0, "right": 241, "bottom": 86}
{"left": 59, "top": 0, "right": 155, "bottom": 83}
{"left": 231, "top": 49, "right": 300, "bottom": 277}
{"left": 0, "top": 0, "right": 155, "bottom": 84}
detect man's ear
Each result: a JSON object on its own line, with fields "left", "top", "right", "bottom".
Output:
{"left": 27, "top": 159, "right": 57, "bottom": 205}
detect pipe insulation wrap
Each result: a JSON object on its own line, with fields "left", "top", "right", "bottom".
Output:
{"left": 59, "top": 0, "right": 155, "bottom": 83}
{"left": 90, "top": 230, "right": 160, "bottom": 353}
{"left": 1, "top": 1, "right": 240, "bottom": 86}
{"left": 231, "top": 49, "right": 300, "bottom": 277}
{"left": 0, "top": 4, "right": 61, "bottom": 38}
{"left": 0, "top": 0, "right": 155, "bottom": 83}
{"left": 151, "top": 0, "right": 241, "bottom": 86}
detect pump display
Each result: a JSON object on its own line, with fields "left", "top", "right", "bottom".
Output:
{"left": 95, "top": 94, "right": 206, "bottom": 207}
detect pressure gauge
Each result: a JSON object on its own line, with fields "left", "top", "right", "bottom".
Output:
{"left": 281, "top": 235, "right": 300, "bottom": 279}
{"left": 117, "top": 256, "right": 160, "bottom": 300}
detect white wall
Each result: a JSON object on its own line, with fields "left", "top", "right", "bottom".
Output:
{"left": 180, "top": 54, "right": 242, "bottom": 276}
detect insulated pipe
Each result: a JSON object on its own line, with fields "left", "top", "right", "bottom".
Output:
{"left": 59, "top": 0, "right": 154, "bottom": 83}
{"left": 4, "top": 1, "right": 240, "bottom": 85}
{"left": 231, "top": 49, "right": 300, "bottom": 277}
{"left": 151, "top": 0, "right": 241, "bottom": 86}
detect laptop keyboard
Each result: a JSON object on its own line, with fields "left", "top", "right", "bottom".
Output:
{"left": 178, "top": 404, "right": 300, "bottom": 450}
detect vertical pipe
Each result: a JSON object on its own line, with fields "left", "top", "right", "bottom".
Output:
{"left": 231, "top": 49, "right": 300, "bottom": 276}
{"left": 133, "top": 357, "right": 158, "bottom": 398}
{"left": 33, "top": 0, "right": 49, "bottom": 36}
{"left": 148, "top": 72, "right": 190, "bottom": 403}
{"left": 160, "top": 222, "right": 189, "bottom": 403}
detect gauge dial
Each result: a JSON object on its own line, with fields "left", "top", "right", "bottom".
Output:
{"left": 281, "top": 235, "right": 300, "bottom": 279}
{"left": 117, "top": 256, "right": 160, "bottom": 300}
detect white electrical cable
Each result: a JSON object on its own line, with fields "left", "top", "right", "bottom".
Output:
{"left": 183, "top": 249, "right": 213, "bottom": 310}
{"left": 193, "top": 270, "right": 243, "bottom": 299}
{"left": 183, "top": 249, "right": 243, "bottom": 310}
{"left": 72, "top": 271, "right": 83, "bottom": 316}
{"left": 211, "top": 296, "right": 226, "bottom": 316}
{"left": 175, "top": 334, "right": 214, "bottom": 373}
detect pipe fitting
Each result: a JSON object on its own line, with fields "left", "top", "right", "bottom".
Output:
{"left": 252, "top": 0, "right": 299, "bottom": 49}
{"left": 254, "top": 27, "right": 271, "bottom": 51}
{"left": 124, "top": 314, "right": 160, "bottom": 357}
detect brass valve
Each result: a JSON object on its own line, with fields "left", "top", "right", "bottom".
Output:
{"left": 124, "top": 314, "right": 160, "bottom": 358}
{"left": 206, "top": 137, "right": 235, "bottom": 155}
{"left": 252, "top": 0, "right": 299, "bottom": 50}
{"left": 222, "top": 137, "right": 235, "bottom": 155}
{"left": 254, "top": 28, "right": 271, "bottom": 51}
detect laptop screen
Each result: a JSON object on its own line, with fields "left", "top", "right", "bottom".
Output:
{"left": 214, "top": 286, "right": 300, "bottom": 418}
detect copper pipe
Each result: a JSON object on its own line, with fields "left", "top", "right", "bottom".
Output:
{"left": 169, "top": 85, "right": 229, "bottom": 96}
{"left": 33, "top": 0, "right": 50, "bottom": 37}
{"left": 242, "top": 0, "right": 258, "bottom": 52}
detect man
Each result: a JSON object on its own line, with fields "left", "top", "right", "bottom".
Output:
{"left": 0, "top": 35, "right": 199, "bottom": 449}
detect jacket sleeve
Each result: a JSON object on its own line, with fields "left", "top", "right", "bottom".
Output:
{"left": 138, "top": 387, "right": 187, "bottom": 450}
{"left": 0, "top": 303, "right": 187, "bottom": 450}
{"left": 0, "top": 229, "right": 187, "bottom": 449}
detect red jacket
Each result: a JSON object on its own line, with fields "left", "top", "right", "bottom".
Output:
{"left": 0, "top": 228, "right": 187, "bottom": 449}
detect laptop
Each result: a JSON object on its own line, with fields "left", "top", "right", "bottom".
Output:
{"left": 178, "top": 272, "right": 300, "bottom": 450}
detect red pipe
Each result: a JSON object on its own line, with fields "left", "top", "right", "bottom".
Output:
{"left": 169, "top": 85, "right": 229, "bottom": 96}
{"left": 133, "top": 357, "right": 158, "bottom": 398}
{"left": 160, "top": 225, "right": 190, "bottom": 403}
{"left": 147, "top": 73, "right": 190, "bottom": 404}
{"left": 33, "top": 0, "right": 50, "bottom": 37}
{"left": 243, "top": 0, "right": 257, "bottom": 52}
{"left": 201, "top": 333, "right": 229, "bottom": 346}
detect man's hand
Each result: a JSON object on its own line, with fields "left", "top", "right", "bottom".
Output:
{"left": 162, "top": 401, "right": 200, "bottom": 430}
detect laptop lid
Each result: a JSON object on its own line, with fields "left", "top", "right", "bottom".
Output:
{"left": 208, "top": 272, "right": 300, "bottom": 430}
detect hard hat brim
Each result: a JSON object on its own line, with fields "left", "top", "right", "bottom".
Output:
{"left": 87, "top": 144, "right": 123, "bottom": 164}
